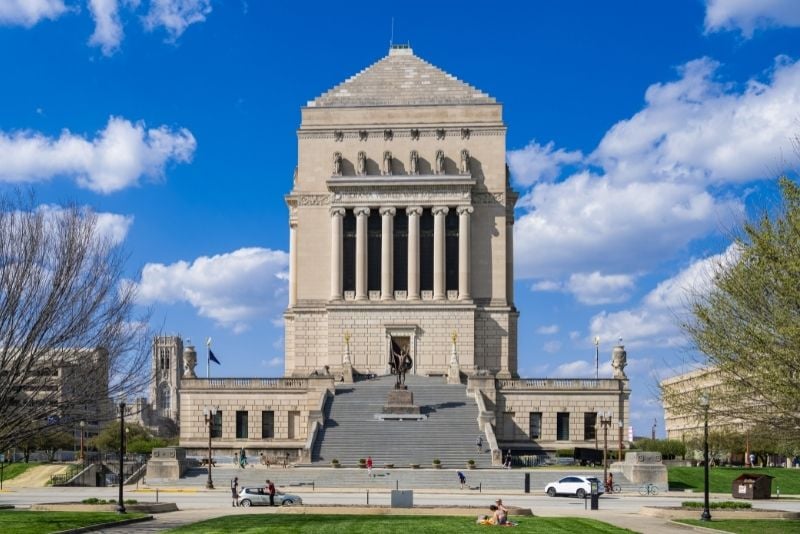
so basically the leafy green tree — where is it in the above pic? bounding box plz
[90,422,173,454]
[634,438,686,460]
[681,177,800,436]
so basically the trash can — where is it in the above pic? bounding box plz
[732,473,774,499]
[590,479,599,510]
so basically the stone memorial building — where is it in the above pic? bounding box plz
[159,46,631,466]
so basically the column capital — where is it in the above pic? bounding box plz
[432,206,450,216]
[457,205,474,216]
[406,206,423,217]
[354,207,371,217]
[379,206,396,217]
[330,207,346,217]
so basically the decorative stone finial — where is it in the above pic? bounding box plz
[183,344,197,379]
[611,344,627,379]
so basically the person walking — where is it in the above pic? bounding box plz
[458,470,467,490]
[476,435,483,452]
[267,479,276,506]
[366,456,373,477]
[231,477,239,507]
[240,448,247,468]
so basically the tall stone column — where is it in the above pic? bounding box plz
[379,207,395,301]
[457,206,473,301]
[354,207,370,301]
[406,206,422,301]
[432,206,449,301]
[329,207,345,301]
[289,220,297,307]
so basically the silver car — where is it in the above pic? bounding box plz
[238,487,302,506]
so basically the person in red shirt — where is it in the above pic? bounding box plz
[366,456,373,477]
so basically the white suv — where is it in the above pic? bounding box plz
[545,475,605,498]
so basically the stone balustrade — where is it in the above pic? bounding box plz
[180,378,310,390]
[497,378,622,390]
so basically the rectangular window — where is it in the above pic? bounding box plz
[235,411,248,439]
[584,412,597,441]
[529,412,542,439]
[211,411,222,438]
[261,411,274,439]
[556,412,570,441]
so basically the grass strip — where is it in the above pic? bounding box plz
[166,514,634,533]
[0,510,146,534]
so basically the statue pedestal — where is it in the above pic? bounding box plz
[340,362,354,383]
[447,362,461,384]
[383,388,421,414]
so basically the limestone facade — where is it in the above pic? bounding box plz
[285,46,518,379]
[167,46,632,461]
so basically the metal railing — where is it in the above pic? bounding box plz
[181,378,309,390]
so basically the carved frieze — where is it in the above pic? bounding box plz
[473,192,506,205]
[296,128,505,140]
[286,194,332,207]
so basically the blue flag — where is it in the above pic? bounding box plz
[209,349,221,365]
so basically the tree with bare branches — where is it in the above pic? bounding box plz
[0,193,149,455]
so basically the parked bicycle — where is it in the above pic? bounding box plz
[639,483,659,496]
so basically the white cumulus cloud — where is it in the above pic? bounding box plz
[144,0,211,41]
[705,0,800,37]
[35,204,133,245]
[507,140,583,187]
[88,0,129,55]
[589,243,740,348]
[566,272,636,305]
[0,116,196,194]
[515,56,800,289]
[137,247,289,333]
[0,0,66,27]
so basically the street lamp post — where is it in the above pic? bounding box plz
[699,393,711,521]
[203,406,217,490]
[117,400,126,514]
[599,411,612,487]
[79,421,86,465]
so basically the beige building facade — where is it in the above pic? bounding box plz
[169,47,631,461]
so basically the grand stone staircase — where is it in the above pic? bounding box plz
[310,374,491,469]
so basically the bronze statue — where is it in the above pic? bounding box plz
[389,341,412,388]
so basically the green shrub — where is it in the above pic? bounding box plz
[681,501,752,509]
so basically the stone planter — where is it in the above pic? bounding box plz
[331,461,340,468]
[433,463,441,469]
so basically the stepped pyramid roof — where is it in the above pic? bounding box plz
[307,45,496,108]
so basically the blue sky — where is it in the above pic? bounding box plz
[1,0,799,438]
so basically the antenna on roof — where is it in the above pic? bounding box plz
[390,17,394,48]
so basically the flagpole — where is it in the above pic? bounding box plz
[206,338,211,379]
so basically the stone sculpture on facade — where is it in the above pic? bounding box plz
[435,149,445,174]
[382,151,393,176]
[460,149,470,175]
[409,150,419,175]
[332,152,342,176]
[357,151,366,175]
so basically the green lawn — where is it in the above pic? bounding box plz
[0,510,146,534]
[0,462,41,483]
[677,519,800,533]
[167,514,633,533]
[669,467,800,494]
